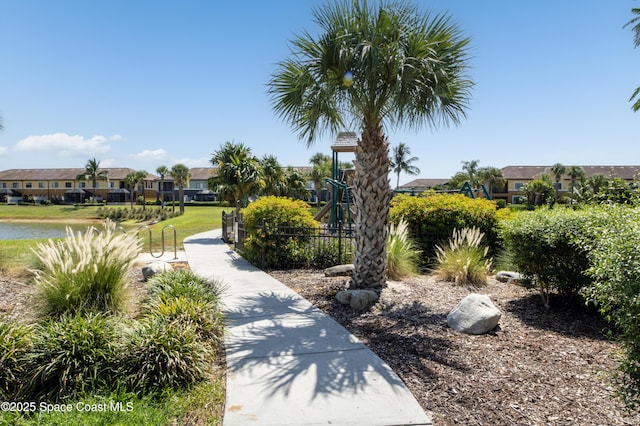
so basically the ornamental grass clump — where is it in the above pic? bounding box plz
[32,219,142,316]
[387,218,421,280]
[27,312,125,400]
[433,227,492,286]
[0,320,33,399]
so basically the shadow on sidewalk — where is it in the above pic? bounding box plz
[224,291,406,401]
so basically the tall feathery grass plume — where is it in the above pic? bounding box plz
[387,218,421,280]
[432,227,492,286]
[31,219,142,317]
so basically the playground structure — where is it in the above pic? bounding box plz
[314,132,358,228]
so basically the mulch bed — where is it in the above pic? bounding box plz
[268,270,640,425]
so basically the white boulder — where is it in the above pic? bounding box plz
[447,293,502,335]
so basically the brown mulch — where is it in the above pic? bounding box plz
[268,270,640,425]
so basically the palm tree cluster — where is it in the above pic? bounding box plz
[449,160,505,197]
[77,158,108,202]
[269,0,473,289]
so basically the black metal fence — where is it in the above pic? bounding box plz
[221,210,235,243]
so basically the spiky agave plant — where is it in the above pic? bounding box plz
[387,218,421,280]
[433,227,492,286]
[32,219,142,316]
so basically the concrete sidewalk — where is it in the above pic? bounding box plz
[183,229,431,426]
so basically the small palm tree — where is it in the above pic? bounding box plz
[461,160,480,189]
[477,166,504,198]
[390,143,420,190]
[548,163,566,203]
[77,158,108,202]
[269,1,473,289]
[259,155,285,196]
[156,165,169,207]
[211,142,262,215]
[170,164,191,214]
[310,153,331,206]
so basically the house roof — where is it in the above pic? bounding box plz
[501,165,640,180]
[399,178,450,189]
[0,168,160,181]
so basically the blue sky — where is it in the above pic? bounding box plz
[1,0,639,183]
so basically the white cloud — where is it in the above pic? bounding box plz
[109,134,123,141]
[131,149,169,160]
[0,146,7,155]
[172,156,210,167]
[15,133,111,157]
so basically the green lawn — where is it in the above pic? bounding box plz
[0,204,226,271]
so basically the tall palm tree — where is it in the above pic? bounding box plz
[124,170,147,209]
[156,165,169,207]
[77,158,108,202]
[390,143,420,189]
[625,8,640,111]
[567,165,585,204]
[309,153,331,206]
[269,0,472,289]
[548,163,566,203]
[170,164,191,214]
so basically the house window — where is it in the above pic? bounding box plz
[553,182,563,190]
[25,182,32,188]
[65,182,72,188]
[512,196,526,204]
[195,182,204,189]
[514,182,525,191]
[0,183,5,188]
[52,182,59,188]
[108,181,114,188]
[38,182,45,189]
[79,182,86,188]
[12,183,19,189]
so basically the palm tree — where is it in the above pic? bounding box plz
[476,166,504,198]
[123,170,147,209]
[211,142,262,215]
[259,155,285,196]
[269,1,472,289]
[461,160,480,189]
[169,164,191,215]
[625,9,640,111]
[156,165,169,207]
[390,143,420,190]
[567,165,585,204]
[284,167,310,199]
[77,158,108,202]
[548,163,566,203]
[309,153,331,206]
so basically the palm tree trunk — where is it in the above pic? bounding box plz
[351,125,391,289]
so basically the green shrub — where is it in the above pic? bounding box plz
[242,196,319,268]
[309,239,354,269]
[0,320,33,399]
[32,219,142,316]
[122,316,211,393]
[387,219,421,280]
[432,227,492,286]
[390,193,499,262]
[580,205,640,408]
[27,312,125,400]
[500,208,594,307]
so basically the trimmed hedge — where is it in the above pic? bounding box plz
[389,193,499,261]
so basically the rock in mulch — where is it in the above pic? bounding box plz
[141,261,174,281]
[335,289,378,311]
[495,271,522,283]
[447,293,502,335]
[324,264,355,277]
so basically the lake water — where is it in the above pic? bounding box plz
[0,221,98,240]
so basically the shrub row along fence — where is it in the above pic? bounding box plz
[222,211,447,270]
